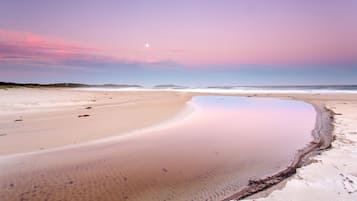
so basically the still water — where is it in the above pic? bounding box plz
[119,96,316,200]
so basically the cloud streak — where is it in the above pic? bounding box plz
[0,29,119,70]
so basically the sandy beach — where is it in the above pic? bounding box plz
[2,0,355,200]
[0,88,357,201]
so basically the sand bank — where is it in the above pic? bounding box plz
[0,88,192,155]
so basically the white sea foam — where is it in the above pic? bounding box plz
[72,87,357,94]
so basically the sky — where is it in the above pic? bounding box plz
[0,0,356,86]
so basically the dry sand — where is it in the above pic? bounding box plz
[0,89,357,201]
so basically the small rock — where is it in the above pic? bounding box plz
[78,114,90,118]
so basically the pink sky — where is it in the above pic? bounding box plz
[0,0,356,85]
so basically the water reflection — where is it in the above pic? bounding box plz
[113,96,316,200]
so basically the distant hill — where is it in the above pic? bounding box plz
[99,84,143,88]
[154,84,187,89]
[0,82,87,89]
[206,86,236,89]
[0,82,143,89]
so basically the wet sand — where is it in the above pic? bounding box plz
[0,89,356,201]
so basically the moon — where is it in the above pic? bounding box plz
[145,43,150,48]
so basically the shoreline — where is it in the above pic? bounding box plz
[222,101,334,200]
[2,91,313,201]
